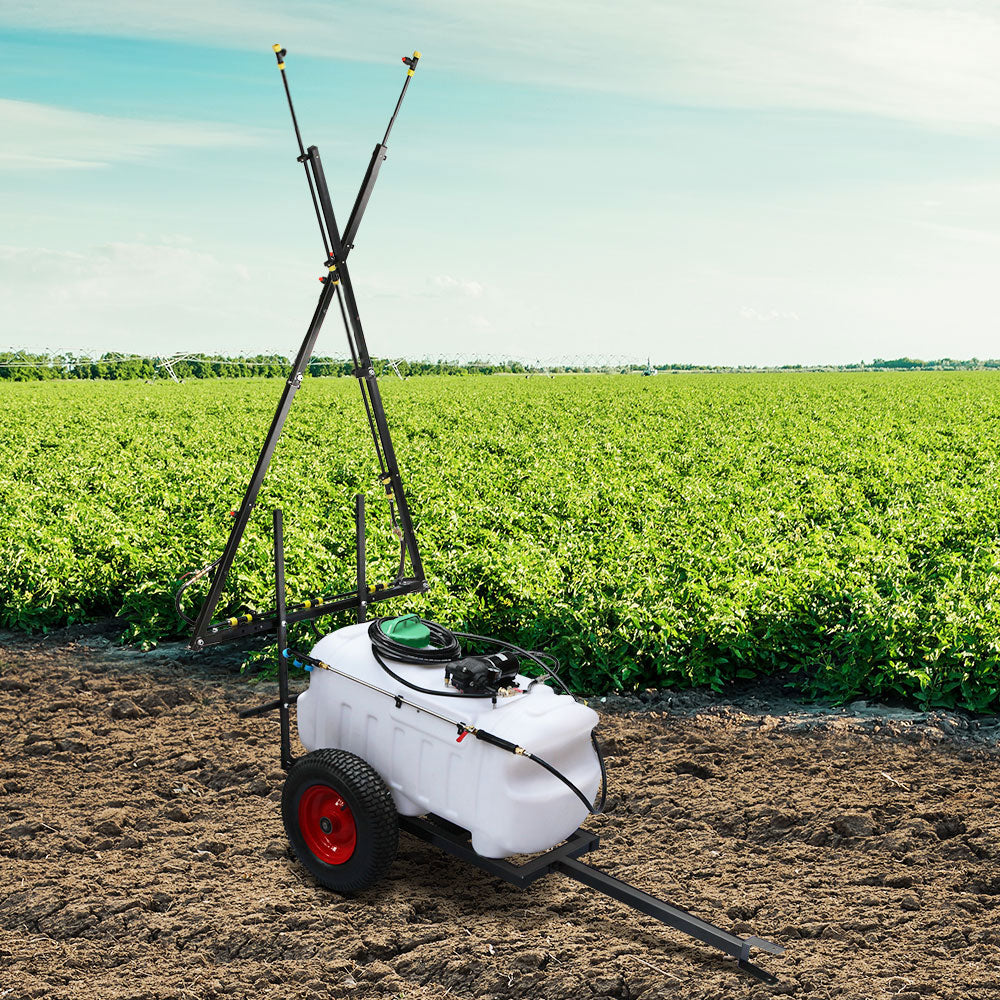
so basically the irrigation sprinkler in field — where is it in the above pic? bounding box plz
[175,44,784,984]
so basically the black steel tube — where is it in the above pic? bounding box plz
[306,146,344,260]
[198,577,425,647]
[382,72,413,145]
[238,693,299,719]
[274,509,294,770]
[278,62,307,158]
[355,493,367,623]
[552,857,782,982]
[188,280,337,648]
[343,61,414,253]
[342,143,386,251]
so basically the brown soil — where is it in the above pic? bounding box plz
[2,629,998,1000]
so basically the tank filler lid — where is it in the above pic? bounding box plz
[379,614,431,648]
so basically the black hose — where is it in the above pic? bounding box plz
[473,727,605,815]
[591,730,607,813]
[174,558,239,626]
[524,749,600,815]
[367,617,462,663]
[371,646,490,700]
[366,615,607,814]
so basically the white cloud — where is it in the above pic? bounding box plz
[740,307,800,322]
[0,242,287,353]
[0,242,496,359]
[431,275,483,297]
[0,98,263,170]
[5,1,1000,128]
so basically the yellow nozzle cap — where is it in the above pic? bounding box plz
[413,50,421,58]
[272,43,282,52]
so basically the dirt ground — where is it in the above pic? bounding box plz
[2,626,999,1000]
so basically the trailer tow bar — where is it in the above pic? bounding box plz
[399,814,783,983]
[553,856,784,982]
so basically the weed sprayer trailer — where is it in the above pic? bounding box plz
[177,45,784,984]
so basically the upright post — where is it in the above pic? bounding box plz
[355,494,367,623]
[273,509,294,770]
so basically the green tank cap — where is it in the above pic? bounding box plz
[380,614,431,648]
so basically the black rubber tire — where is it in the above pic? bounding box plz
[282,748,398,892]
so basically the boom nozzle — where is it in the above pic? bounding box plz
[273,43,287,70]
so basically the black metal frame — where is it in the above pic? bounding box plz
[227,46,784,985]
[187,48,426,651]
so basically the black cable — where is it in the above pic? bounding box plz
[454,631,573,697]
[335,285,360,369]
[334,286,408,571]
[174,558,238,626]
[394,525,407,583]
[360,381,388,474]
[371,646,491,700]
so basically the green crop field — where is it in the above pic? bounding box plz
[2,372,999,711]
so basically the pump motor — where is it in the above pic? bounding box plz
[445,651,520,694]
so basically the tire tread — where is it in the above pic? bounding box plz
[282,747,398,892]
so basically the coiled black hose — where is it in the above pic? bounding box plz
[367,617,570,695]
[367,617,461,663]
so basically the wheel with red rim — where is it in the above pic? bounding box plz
[297,784,357,864]
[282,748,398,892]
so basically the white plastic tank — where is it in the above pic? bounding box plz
[295,621,601,858]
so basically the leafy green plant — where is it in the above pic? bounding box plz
[1,372,999,711]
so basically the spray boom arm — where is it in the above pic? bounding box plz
[185,45,427,650]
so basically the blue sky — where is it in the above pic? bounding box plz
[3,1,1000,366]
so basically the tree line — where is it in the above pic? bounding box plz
[2,351,999,381]
[0,353,535,381]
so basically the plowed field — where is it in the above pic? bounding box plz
[2,628,998,1000]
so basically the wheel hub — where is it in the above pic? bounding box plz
[298,784,357,865]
